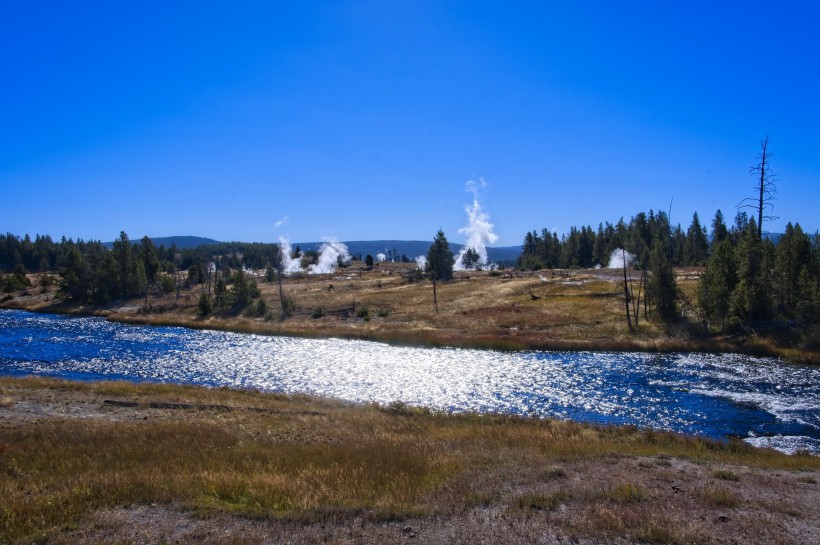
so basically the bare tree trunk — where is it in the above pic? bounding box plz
[278,265,285,319]
[622,249,633,332]
[633,269,643,328]
[643,271,649,319]
[432,275,438,312]
[757,136,768,240]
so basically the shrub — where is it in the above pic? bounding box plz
[713,470,740,482]
[513,490,572,512]
[312,307,325,319]
[606,483,647,503]
[280,296,296,319]
[159,274,175,294]
[699,485,740,508]
[250,298,267,318]
[357,306,370,321]
[197,293,214,317]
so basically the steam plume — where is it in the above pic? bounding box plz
[376,252,387,262]
[454,177,498,270]
[607,248,635,269]
[415,255,427,270]
[278,237,304,275]
[278,237,351,275]
[308,239,351,274]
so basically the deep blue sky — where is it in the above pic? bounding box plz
[2,1,818,246]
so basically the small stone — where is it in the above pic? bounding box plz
[716,515,729,523]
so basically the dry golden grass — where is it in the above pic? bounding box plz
[1,377,818,544]
[6,265,819,362]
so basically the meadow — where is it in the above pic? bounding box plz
[1,376,818,544]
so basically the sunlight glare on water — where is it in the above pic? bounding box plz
[1,309,818,455]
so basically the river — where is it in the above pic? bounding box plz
[1,309,818,454]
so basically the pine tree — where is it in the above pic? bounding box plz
[426,230,455,281]
[427,229,454,310]
[710,210,728,250]
[731,219,772,323]
[698,239,737,330]
[648,237,678,323]
[774,223,811,314]
[684,212,709,265]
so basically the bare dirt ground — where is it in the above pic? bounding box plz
[2,380,818,545]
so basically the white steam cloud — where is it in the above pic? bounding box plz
[308,239,351,274]
[376,252,387,262]
[274,215,291,228]
[608,248,635,269]
[278,237,350,275]
[415,255,427,270]
[454,177,498,271]
[278,237,305,275]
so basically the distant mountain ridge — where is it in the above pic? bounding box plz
[294,240,521,264]
[105,237,522,263]
[104,236,220,249]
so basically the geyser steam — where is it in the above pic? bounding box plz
[454,178,498,270]
[308,239,351,274]
[608,248,635,269]
[278,237,351,275]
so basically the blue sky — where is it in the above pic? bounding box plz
[2,1,818,246]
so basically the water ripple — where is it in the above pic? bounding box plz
[1,309,818,455]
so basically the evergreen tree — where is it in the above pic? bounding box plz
[648,236,678,323]
[427,229,455,281]
[731,219,772,323]
[462,248,480,269]
[197,293,214,316]
[698,239,737,330]
[111,231,144,298]
[774,223,811,314]
[139,236,160,284]
[710,209,728,250]
[684,212,708,265]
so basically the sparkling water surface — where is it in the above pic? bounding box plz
[1,309,818,455]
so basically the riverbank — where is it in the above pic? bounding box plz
[4,265,819,364]
[1,376,818,544]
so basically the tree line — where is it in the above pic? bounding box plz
[516,209,820,330]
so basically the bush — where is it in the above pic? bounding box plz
[159,274,175,294]
[280,296,296,319]
[377,308,390,317]
[357,306,370,321]
[248,298,267,318]
[312,307,325,319]
[197,293,214,317]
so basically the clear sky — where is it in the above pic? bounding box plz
[2,1,818,246]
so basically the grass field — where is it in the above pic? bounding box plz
[5,263,817,363]
[1,377,818,544]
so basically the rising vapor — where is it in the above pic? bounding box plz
[454,177,498,270]
[278,237,351,275]
[308,239,351,274]
[607,248,635,269]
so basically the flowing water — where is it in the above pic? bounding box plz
[1,309,818,454]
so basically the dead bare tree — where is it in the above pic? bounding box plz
[739,135,778,240]
[622,248,634,333]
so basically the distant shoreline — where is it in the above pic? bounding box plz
[4,299,817,366]
[3,265,818,365]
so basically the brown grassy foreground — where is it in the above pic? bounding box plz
[5,264,819,363]
[1,377,818,544]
